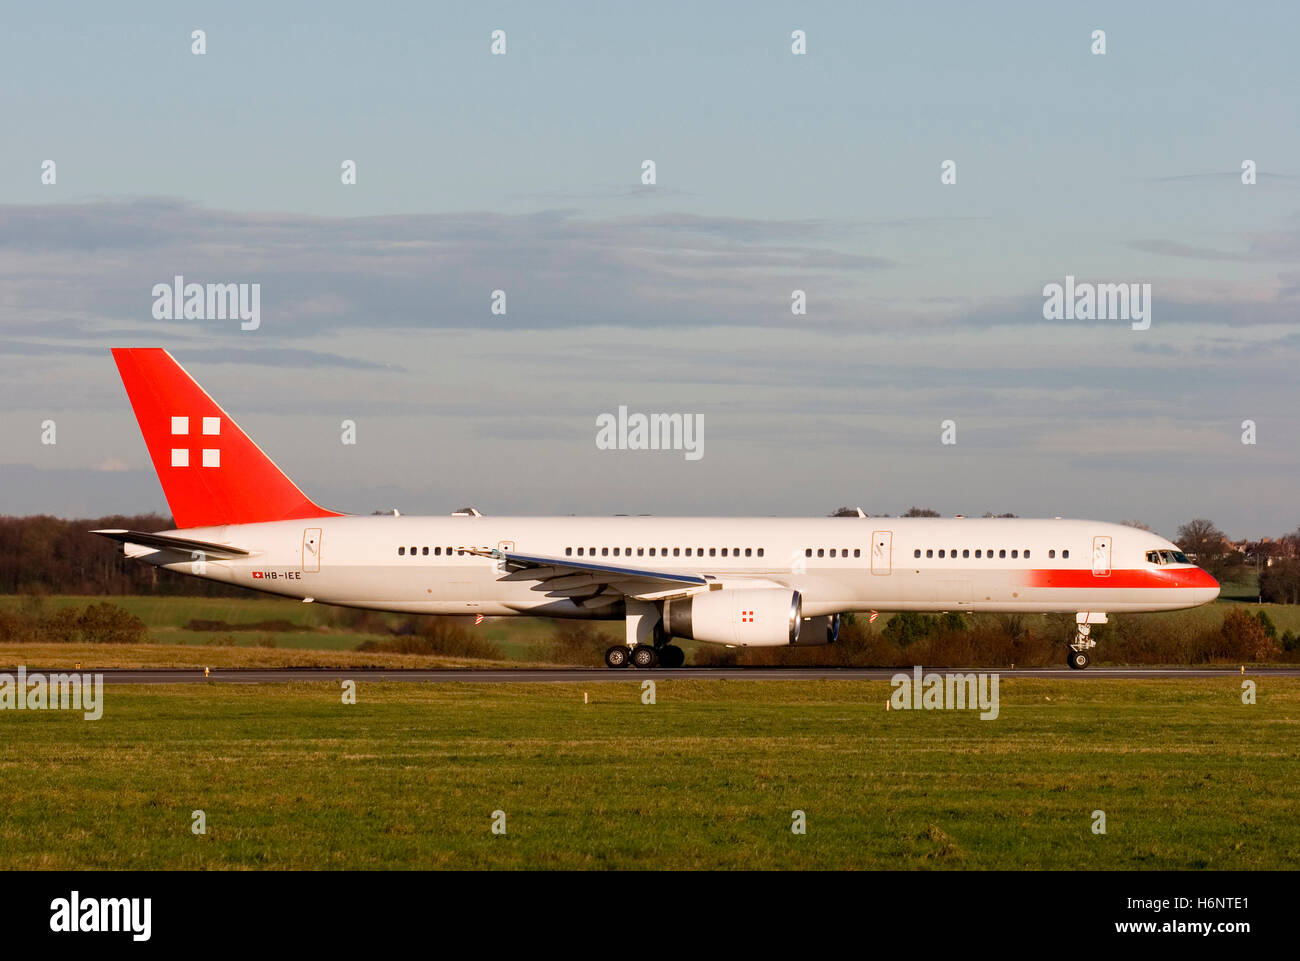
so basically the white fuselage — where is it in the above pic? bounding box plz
[133,515,1220,620]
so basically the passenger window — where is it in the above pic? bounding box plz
[975,550,981,558]
[577,547,584,556]
[914,549,921,558]
[804,548,811,557]
[758,548,764,557]
[1049,549,1055,558]
[830,549,837,558]
[938,550,945,558]
[817,549,825,557]
[436,547,442,555]
[722,549,728,557]
[613,548,620,556]
[684,548,691,556]
[398,546,405,555]
[1024,550,1030,559]
[1063,549,1070,559]
[637,548,644,556]
[422,547,429,555]
[673,548,680,557]
[710,548,717,557]
[745,548,752,557]
[926,549,933,558]
[963,549,970,558]
[999,550,1006,558]
[853,549,860,558]
[1011,550,1018,559]
[410,546,417,555]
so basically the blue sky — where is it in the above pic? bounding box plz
[1,2,1298,539]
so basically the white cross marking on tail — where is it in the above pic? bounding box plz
[171,416,221,468]
[741,610,754,623]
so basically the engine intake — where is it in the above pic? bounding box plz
[663,589,802,647]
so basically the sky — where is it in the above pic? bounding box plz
[1,1,1298,540]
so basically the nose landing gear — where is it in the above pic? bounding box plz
[1068,613,1104,669]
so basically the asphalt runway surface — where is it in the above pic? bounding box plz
[75,667,1300,684]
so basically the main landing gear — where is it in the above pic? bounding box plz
[604,643,685,669]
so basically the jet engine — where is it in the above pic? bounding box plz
[662,589,801,646]
[796,613,840,646]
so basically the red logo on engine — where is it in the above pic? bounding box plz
[741,610,753,622]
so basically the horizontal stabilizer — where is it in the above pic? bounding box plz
[91,529,251,558]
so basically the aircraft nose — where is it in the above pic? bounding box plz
[1191,567,1219,604]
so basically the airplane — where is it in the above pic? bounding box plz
[94,348,1221,670]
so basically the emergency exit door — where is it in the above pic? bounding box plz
[871,531,893,575]
[1092,535,1111,577]
[302,528,321,573]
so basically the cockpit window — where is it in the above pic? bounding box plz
[1147,549,1191,565]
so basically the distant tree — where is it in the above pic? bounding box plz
[903,507,941,517]
[1218,608,1280,662]
[982,512,1018,518]
[882,611,936,646]
[829,507,863,517]
[1120,520,1151,531]
[1260,560,1300,605]
[1176,519,1233,579]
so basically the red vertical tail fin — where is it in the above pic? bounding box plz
[111,348,343,529]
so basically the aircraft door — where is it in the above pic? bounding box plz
[496,540,515,575]
[302,528,322,573]
[1092,535,1111,577]
[871,530,892,575]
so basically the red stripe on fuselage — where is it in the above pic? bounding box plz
[1026,567,1218,590]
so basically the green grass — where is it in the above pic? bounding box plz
[1,678,1296,869]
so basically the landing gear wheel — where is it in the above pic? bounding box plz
[631,645,658,669]
[1067,649,1091,670]
[605,645,631,669]
[658,645,685,668]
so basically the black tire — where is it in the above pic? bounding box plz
[659,645,685,668]
[631,645,658,669]
[1067,649,1090,670]
[605,645,631,669]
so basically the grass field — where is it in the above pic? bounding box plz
[0,678,1295,869]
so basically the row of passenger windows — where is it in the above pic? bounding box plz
[913,548,1072,560]
[804,548,862,558]
[565,546,764,558]
[398,546,466,556]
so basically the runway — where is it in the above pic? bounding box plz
[77,667,1300,684]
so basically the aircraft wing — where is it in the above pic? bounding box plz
[464,546,719,608]
[91,529,252,558]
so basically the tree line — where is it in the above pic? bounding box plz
[0,514,246,596]
[1,511,1298,604]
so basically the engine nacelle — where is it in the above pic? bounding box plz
[796,613,840,646]
[663,589,802,647]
